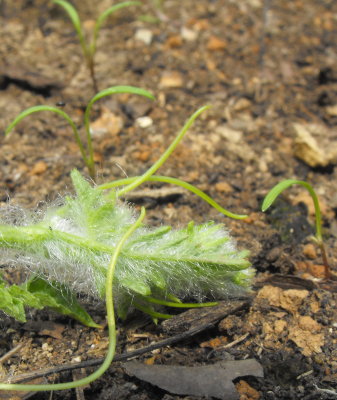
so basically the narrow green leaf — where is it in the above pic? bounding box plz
[262,179,324,245]
[262,179,301,212]
[142,296,218,308]
[52,0,89,60]
[117,105,210,197]
[133,301,172,320]
[98,175,248,219]
[85,86,154,126]
[5,106,88,165]
[92,2,142,54]
[6,106,69,136]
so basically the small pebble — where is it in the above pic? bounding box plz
[215,182,233,193]
[181,27,198,41]
[160,72,183,88]
[135,29,153,45]
[207,35,227,51]
[303,243,317,259]
[136,116,153,129]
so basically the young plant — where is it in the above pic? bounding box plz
[53,0,142,91]
[262,180,330,280]
[0,94,253,392]
[5,86,153,181]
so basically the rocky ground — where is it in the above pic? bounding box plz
[0,0,337,399]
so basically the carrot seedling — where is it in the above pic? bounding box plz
[53,0,142,91]
[262,179,331,280]
[5,86,154,181]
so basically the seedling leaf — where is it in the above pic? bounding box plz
[116,106,211,196]
[92,2,142,54]
[262,179,330,279]
[26,277,101,328]
[262,179,300,212]
[52,0,89,60]
[5,105,88,166]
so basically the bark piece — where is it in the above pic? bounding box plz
[123,359,264,400]
[162,299,252,335]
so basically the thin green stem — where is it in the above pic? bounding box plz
[0,208,146,391]
[299,182,322,242]
[262,179,330,280]
[289,182,331,279]
[116,106,210,197]
[142,296,218,308]
[133,301,172,319]
[97,175,247,219]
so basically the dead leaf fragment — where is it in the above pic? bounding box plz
[123,359,263,400]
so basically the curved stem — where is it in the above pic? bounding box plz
[5,106,89,167]
[0,208,146,392]
[97,175,247,219]
[296,182,322,242]
[116,106,210,197]
[132,301,172,320]
[142,296,218,308]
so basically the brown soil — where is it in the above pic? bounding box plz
[1,1,337,399]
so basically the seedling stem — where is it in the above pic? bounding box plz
[262,179,330,280]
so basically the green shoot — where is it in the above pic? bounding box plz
[98,175,247,219]
[262,179,330,280]
[116,106,208,196]
[5,86,154,181]
[53,0,142,91]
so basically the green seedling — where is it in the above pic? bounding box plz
[0,91,253,392]
[53,0,142,91]
[139,0,165,23]
[5,86,154,181]
[262,180,330,280]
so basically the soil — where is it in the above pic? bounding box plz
[1,0,337,399]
